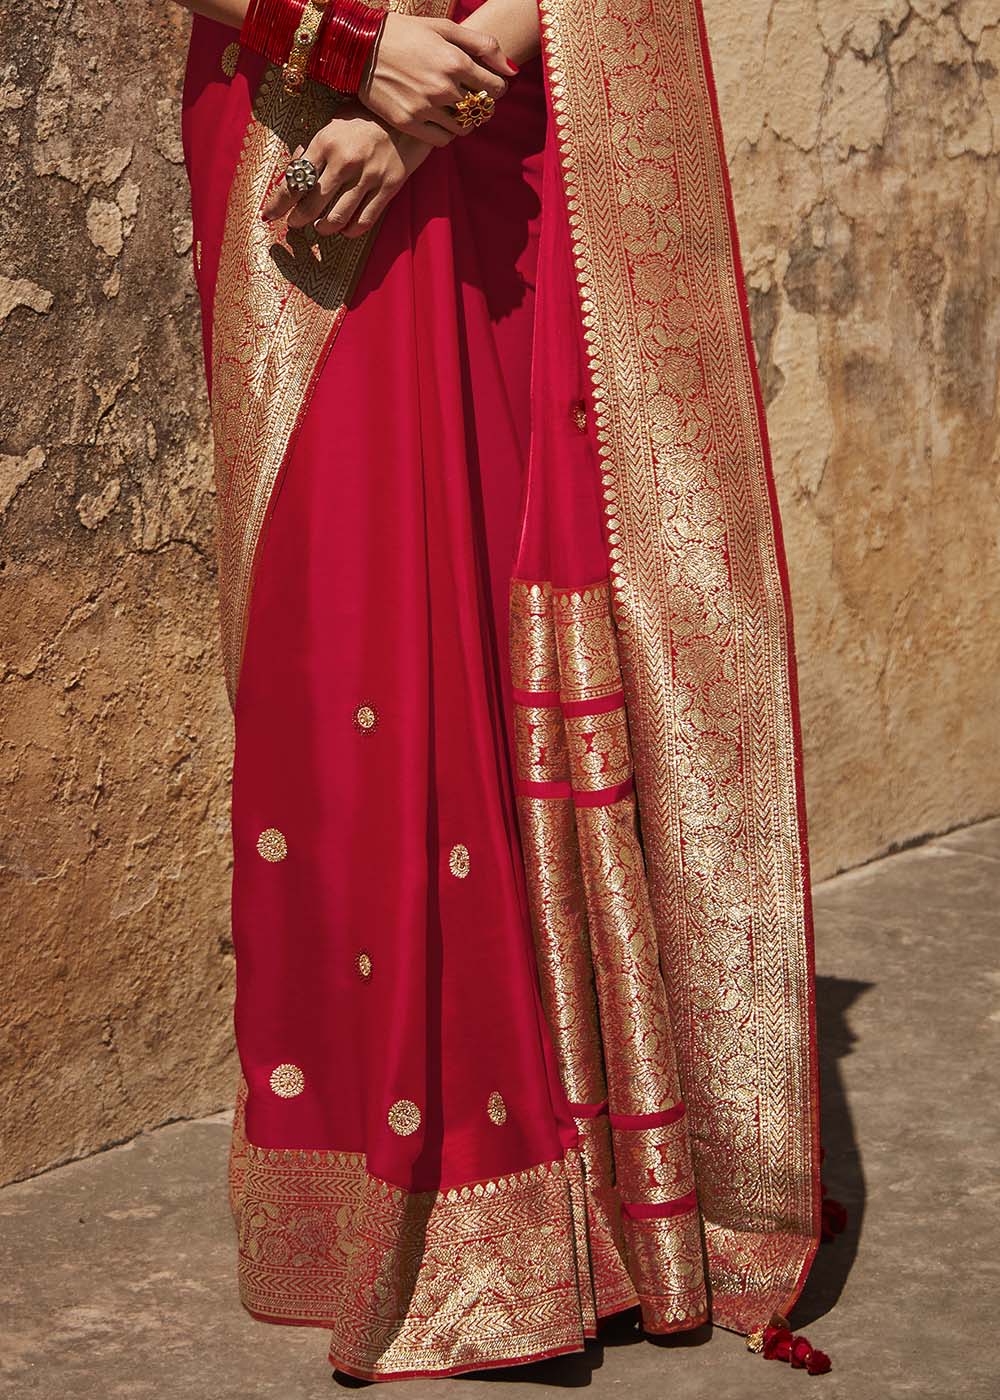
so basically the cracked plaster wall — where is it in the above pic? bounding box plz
[1,2,234,1186]
[1,2,997,1182]
[705,0,1000,874]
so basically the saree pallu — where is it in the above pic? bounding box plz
[182,0,821,1380]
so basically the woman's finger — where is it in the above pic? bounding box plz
[458,59,508,101]
[341,186,387,239]
[417,122,456,149]
[428,107,466,139]
[446,23,516,81]
[313,179,369,238]
[263,141,336,224]
[287,165,353,229]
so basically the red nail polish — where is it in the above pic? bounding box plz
[509,60,520,73]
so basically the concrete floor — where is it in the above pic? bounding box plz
[2,819,998,1400]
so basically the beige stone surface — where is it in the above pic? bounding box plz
[0,2,236,1187]
[704,0,1000,872]
[1,2,996,1183]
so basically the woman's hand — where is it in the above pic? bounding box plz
[262,104,431,238]
[360,13,515,145]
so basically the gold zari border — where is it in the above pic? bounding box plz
[228,1084,599,1378]
[537,0,820,1330]
[210,1,453,708]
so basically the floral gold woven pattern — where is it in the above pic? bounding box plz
[510,577,707,1334]
[228,1085,598,1379]
[537,0,820,1331]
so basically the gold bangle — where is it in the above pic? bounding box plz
[282,0,329,96]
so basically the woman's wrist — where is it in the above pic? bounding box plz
[239,0,387,100]
[310,0,386,98]
[457,0,540,67]
[240,0,306,66]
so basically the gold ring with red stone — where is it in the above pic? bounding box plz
[452,89,496,131]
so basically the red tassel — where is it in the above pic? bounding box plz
[748,1315,832,1376]
[822,1191,848,1240]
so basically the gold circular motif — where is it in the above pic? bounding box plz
[356,950,372,980]
[269,1063,304,1098]
[388,1098,421,1136]
[221,42,239,78]
[487,1090,507,1125]
[353,702,378,733]
[256,827,287,862]
[448,843,470,879]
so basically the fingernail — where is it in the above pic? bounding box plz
[509,60,519,73]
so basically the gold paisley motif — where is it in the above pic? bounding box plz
[448,843,470,879]
[487,1090,507,1125]
[220,41,239,78]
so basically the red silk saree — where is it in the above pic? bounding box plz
[182,0,821,1380]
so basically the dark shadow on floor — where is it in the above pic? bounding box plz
[793,974,873,1327]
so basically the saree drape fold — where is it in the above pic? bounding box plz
[183,0,820,1380]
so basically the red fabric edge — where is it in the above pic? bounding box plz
[326,1339,588,1383]
[610,1101,687,1130]
[691,0,824,1313]
[622,1190,699,1221]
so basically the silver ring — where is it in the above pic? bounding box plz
[284,156,319,194]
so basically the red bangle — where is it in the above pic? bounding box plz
[310,0,386,96]
[240,0,307,66]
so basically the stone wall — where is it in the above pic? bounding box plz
[1,1,997,1183]
[0,2,235,1186]
[704,0,1000,871]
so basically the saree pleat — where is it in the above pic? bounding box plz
[182,0,821,1379]
[509,581,707,1332]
